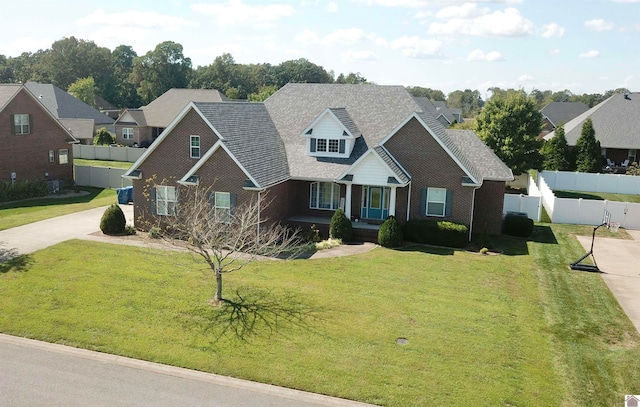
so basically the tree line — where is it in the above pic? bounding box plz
[0,36,630,114]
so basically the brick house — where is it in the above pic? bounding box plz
[114,88,228,147]
[124,84,512,240]
[0,84,77,187]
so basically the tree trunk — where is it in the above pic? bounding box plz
[214,271,223,302]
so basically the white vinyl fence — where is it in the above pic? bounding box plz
[73,145,145,163]
[503,194,541,221]
[74,166,132,189]
[536,170,640,229]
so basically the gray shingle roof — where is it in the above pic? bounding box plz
[0,85,21,110]
[24,82,114,125]
[546,93,640,149]
[445,130,513,181]
[116,109,147,127]
[142,89,228,128]
[193,102,289,187]
[264,83,425,180]
[329,108,360,136]
[59,118,95,141]
[540,101,589,128]
[374,146,410,184]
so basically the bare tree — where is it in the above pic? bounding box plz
[149,185,301,303]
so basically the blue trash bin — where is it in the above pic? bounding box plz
[116,188,128,204]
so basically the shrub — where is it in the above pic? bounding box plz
[303,224,322,243]
[503,214,534,237]
[0,180,48,203]
[329,208,352,242]
[125,224,137,235]
[402,219,468,248]
[378,216,403,248]
[94,127,115,146]
[100,204,126,235]
[149,226,162,239]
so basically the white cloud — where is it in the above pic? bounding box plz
[345,50,379,61]
[467,49,504,61]
[540,23,565,38]
[435,3,489,19]
[295,29,320,45]
[389,36,444,58]
[579,50,600,58]
[0,36,52,56]
[585,19,615,31]
[353,0,522,7]
[192,0,294,27]
[295,28,376,46]
[76,8,197,31]
[518,74,534,82]
[428,8,534,37]
[549,48,560,55]
[326,1,339,12]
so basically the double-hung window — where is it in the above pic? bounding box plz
[214,192,231,221]
[122,128,134,140]
[310,182,340,210]
[426,188,447,217]
[156,185,176,216]
[14,114,30,134]
[190,135,200,158]
[58,149,69,165]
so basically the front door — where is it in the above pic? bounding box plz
[361,186,389,220]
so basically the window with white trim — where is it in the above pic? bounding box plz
[122,128,134,140]
[156,185,176,216]
[628,149,637,163]
[58,149,69,165]
[214,191,231,220]
[310,182,340,210]
[14,114,30,135]
[426,187,446,217]
[190,135,200,158]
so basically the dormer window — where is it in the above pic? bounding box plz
[302,108,360,158]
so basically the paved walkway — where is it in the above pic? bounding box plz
[576,230,640,333]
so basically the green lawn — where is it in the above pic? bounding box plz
[74,159,133,170]
[555,189,640,203]
[1,226,639,406]
[0,187,116,231]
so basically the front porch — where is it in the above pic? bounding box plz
[288,215,381,242]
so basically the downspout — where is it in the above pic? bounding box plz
[257,190,261,241]
[406,181,412,222]
[468,185,481,242]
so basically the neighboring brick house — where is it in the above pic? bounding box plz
[23,82,115,145]
[114,88,228,147]
[124,84,512,240]
[544,93,640,167]
[0,84,77,187]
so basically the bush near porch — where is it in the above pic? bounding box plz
[402,219,469,248]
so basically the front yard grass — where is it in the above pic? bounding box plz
[2,225,639,406]
[0,187,116,231]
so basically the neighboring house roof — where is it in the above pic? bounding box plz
[116,109,147,127]
[59,118,95,141]
[0,83,78,143]
[140,88,229,128]
[540,101,589,128]
[545,93,640,149]
[446,130,513,181]
[23,82,114,125]
[432,100,457,124]
[94,94,118,111]
[413,97,455,125]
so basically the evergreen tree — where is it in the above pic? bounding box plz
[542,125,570,170]
[575,118,601,173]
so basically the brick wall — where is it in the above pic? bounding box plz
[384,117,474,227]
[473,180,506,235]
[0,89,73,184]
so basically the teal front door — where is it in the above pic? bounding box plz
[361,186,389,220]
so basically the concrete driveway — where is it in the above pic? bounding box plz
[576,230,640,333]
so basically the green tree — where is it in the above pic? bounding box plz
[542,125,570,170]
[274,58,333,87]
[475,91,543,175]
[130,41,192,104]
[68,76,97,107]
[248,85,278,102]
[406,86,446,100]
[446,89,484,117]
[94,127,115,145]
[575,118,601,173]
[111,45,141,108]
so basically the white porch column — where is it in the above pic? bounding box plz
[345,183,352,218]
[389,186,397,217]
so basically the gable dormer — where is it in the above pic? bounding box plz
[301,108,360,158]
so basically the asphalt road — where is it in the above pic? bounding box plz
[0,334,374,407]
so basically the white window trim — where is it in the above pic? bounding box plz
[58,149,69,165]
[426,187,446,217]
[309,182,340,210]
[308,137,348,158]
[122,128,134,140]
[156,185,176,216]
[214,191,231,221]
[14,114,30,135]
[190,135,200,158]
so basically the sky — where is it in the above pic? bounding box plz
[1,0,639,98]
